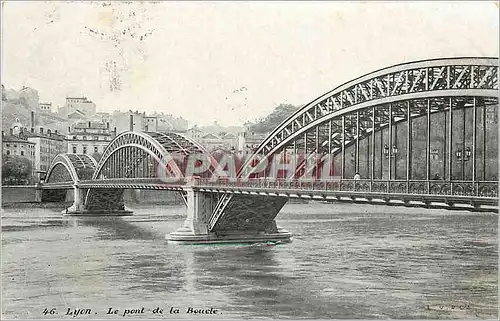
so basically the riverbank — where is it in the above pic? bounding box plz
[2,202,71,209]
[1,199,184,210]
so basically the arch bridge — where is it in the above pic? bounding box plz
[41,154,97,202]
[41,57,498,244]
[42,131,219,211]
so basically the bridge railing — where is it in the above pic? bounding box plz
[78,178,185,185]
[197,178,498,198]
[40,177,498,198]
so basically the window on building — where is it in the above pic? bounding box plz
[14,144,17,148]
[6,150,10,155]
[94,146,98,153]
[73,136,77,140]
[94,136,99,140]
[83,146,87,154]
[13,150,17,155]
[73,146,77,153]
[83,136,87,140]
[6,144,9,147]
[21,151,24,156]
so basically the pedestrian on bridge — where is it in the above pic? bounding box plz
[354,172,361,180]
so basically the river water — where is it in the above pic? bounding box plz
[1,203,498,319]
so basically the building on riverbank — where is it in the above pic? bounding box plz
[26,127,67,181]
[66,121,115,159]
[1,130,36,174]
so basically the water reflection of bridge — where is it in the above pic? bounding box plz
[40,57,498,243]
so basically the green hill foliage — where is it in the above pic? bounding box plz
[249,104,300,134]
[2,155,33,185]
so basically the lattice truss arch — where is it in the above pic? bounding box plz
[85,131,216,210]
[45,153,98,183]
[289,97,497,157]
[92,131,218,180]
[244,57,498,166]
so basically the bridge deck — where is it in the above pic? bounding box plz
[41,178,497,208]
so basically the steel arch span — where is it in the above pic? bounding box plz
[85,131,217,211]
[42,154,97,201]
[45,153,98,183]
[92,131,217,180]
[238,57,498,177]
[210,57,499,234]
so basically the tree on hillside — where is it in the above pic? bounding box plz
[2,155,33,185]
[249,104,300,133]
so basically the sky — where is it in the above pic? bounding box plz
[2,1,499,126]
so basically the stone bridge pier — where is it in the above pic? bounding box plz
[64,183,133,216]
[167,187,292,244]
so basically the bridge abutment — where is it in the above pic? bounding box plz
[34,184,42,202]
[64,185,87,213]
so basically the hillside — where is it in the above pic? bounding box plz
[249,104,300,134]
[1,85,70,134]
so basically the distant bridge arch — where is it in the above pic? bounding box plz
[91,131,218,180]
[42,154,97,202]
[85,131,217,211]
[45,153,97,184]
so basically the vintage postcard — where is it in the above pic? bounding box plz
[1,1,498,320]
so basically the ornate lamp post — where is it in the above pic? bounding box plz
[383,144,399,158]
[383,144,389,158]
[384,144,399,179]
[455,147,471,180]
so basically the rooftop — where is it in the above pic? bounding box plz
[1,134,35,144]
[202,133,220,139]
[26,130,66,141]
[66,97,93,103]
[72,121,108,129]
